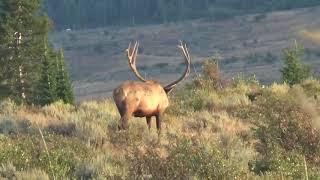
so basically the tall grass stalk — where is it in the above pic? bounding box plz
[37,124,56,180]
[304,156,309,180]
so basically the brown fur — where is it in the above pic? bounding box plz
[113,41,191,133]
[113,81,168,130]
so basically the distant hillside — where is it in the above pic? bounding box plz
[51,6,320,101]
[45,0,320,30]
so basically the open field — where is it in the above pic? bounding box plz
[1,65,320,178]
[51,6,320,102]
[3,2,320,179]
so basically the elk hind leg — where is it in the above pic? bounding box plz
[155,114,162,135]
[146,116,152,130]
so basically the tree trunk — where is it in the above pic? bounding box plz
[15,32,26,100]
[19,65,26,99]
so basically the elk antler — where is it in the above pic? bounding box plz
[164,41,191,93]
[127,41,147,82]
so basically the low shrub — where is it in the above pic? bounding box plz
[128,137,246,179]
[0,162,50,180]
[0,99,18,116]
[1,58,320,179]
[0,134,90,179]
[300,78,320,99]
[244,85,320,177]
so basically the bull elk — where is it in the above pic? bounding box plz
[113,41,191,133]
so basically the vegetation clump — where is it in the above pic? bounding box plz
[1,0,320,179]
[0,65,320,178]
[281,42,312,86]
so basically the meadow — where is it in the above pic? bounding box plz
[0,60,320,179]
[50,6,320,101]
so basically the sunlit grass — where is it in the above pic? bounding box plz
[0,76,320,178]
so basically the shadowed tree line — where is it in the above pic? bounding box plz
[44,0,320,30]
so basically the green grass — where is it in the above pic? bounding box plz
[0,65,320,179]
[0,85,9,101]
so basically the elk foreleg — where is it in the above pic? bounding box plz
[118,113,131,130]
[146,116,152,130]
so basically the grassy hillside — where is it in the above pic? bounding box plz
[51,6,320,102]
[0,61,320,179]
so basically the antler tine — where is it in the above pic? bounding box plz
[182,41,191,61]
[178,41,191,63]
[127,42,132,54]
[126,41,147,82]
[164,41,191,93]
[132,41,139,64]
[127,42,132,64]
[183,42,191,62]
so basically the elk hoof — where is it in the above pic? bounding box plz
[118,125,122,131]
[118,124,128,131]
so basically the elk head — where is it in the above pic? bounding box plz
[113,41,191,133]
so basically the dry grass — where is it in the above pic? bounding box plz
[1,77,320,178]
[0,163,50,180]
[293,85,320,130]
[269,82,290,95]
[50,6,320,101]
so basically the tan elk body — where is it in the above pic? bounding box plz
[113,41,191,132]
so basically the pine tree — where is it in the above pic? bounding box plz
[281,42,312,86]
[0,0,54,104]
[36,41,57,106]
[56,49,74,104]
